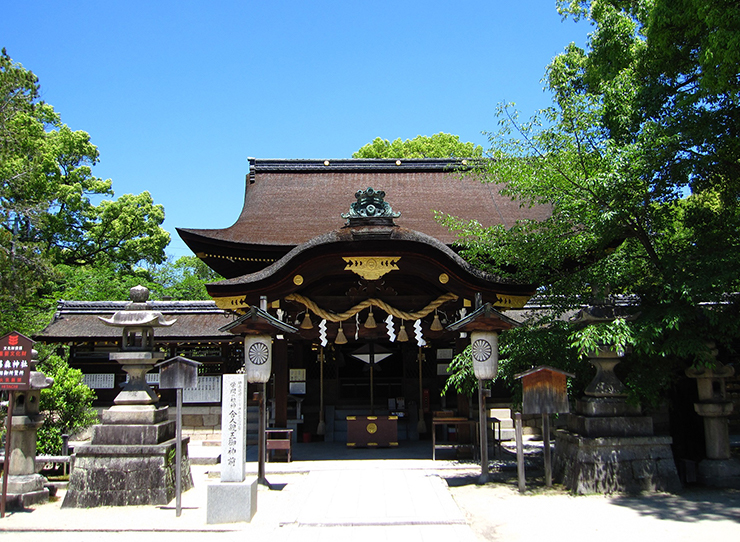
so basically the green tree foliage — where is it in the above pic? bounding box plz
[35,346,98,454]
[149,255,223,300]
[443,322,592,403]
[52,263,157,302]
[50,256,222,303]
[353,133,484,159]
[0,49,170,333]
[443,1,740,404]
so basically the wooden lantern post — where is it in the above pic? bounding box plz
[471,330,498,484]
[445,303,520,485]
[245,334,272,486]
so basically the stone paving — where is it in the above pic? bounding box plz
[1,441,740,542]
[0,465,479,542]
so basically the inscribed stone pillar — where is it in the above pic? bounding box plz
[221,373,248,482]
[207,372,257,524]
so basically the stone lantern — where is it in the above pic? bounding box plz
[63,286,193,508]
[99,284,175,409]
[3,349,54,509]
[686,347,740,488]
[554,305,680,494]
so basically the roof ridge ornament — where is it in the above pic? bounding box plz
[342,187,401,225]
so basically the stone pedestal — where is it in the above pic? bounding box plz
[1,474,49,509]
[207,478,258,524]
[567,398,654,438]
[62,405,194,507]
[555,431,680,494]
[554,348,680,494]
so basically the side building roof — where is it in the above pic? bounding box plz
[35,300,241,343]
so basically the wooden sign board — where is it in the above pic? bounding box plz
[515,365,574,415]
[157,356,201,390]
[0,331,34,391]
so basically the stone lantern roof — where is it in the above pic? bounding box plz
[98,285,177,329]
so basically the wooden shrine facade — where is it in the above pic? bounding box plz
[176,159,546,440]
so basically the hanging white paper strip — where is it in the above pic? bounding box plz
[385,314,396,342]
[414,319,426,347]
[319,319,328,347]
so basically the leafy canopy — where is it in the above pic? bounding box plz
[35,346,98,454]
[0,49,170,333]
[443,0,740,404]
[353,133,484,159]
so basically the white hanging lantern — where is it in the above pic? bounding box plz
[470,330,498,380]
[245,335,272,383]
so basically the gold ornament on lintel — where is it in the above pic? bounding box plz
[343,256,400,280]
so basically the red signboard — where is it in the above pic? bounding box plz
[0,331,34,390]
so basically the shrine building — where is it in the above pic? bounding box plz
[174,158,549,443]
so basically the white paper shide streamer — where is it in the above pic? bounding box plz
[319,319,328,347]
[385,314,396,342]
[413,319,426,347]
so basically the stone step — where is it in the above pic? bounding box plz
[488,407,512,419]
[490,418,514,429]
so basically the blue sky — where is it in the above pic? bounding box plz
[2,1,589,259]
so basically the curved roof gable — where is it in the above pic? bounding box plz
[178,159,550,278]
[206,223,535,314]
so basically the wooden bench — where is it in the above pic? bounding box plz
[265,428,293,462]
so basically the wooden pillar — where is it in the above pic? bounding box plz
[515,412,525,492]
[543,413,552,487]
[274,338,289,428]
[258,383,267,486]
[478,381,489,484]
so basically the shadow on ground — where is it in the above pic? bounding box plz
[607,488,740,524]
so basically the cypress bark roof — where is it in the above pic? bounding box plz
[177,158,551,277]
